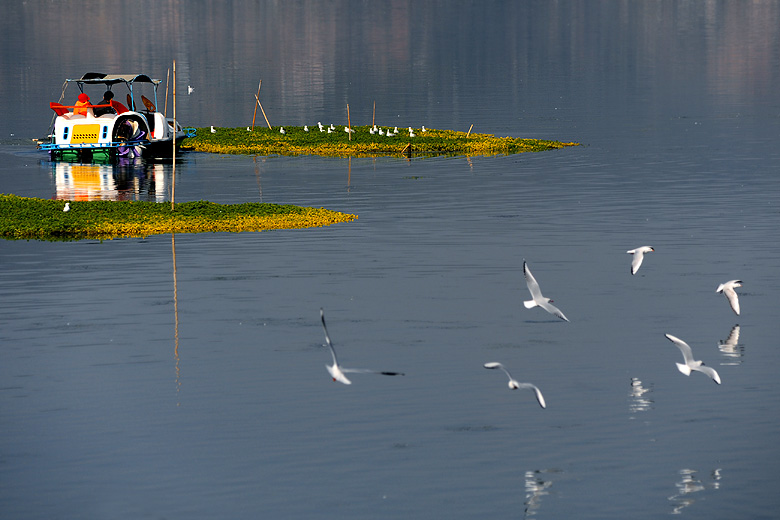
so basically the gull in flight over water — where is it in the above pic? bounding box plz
[319,309,404,385]
[523,260,569,322]
[627,246,654,275]
[664,334,721,384]
[716,280,742,316]
[483,362,546,408]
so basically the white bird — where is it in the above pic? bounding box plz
[370,127,375,135]
[327,127,333,134]
[393,126,398,134]
[664,334,722,384]
[626,246,654,275]
[344,126,354,134]
[304,125,309,132]
[318,122,324,132]
[716,280,742,316]
[483,362,546,408]
[378,129,384,136]
[409,131,416,138]
[210,126,216,133]
[523,260,569,322]
[63,202,70,212]
[246,127,251,131]
[421,125,427,132]
[187,86,194,94]
[280,127,285,134]
[319,309,404,385]
[329,124,335,131]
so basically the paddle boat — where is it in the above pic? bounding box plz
[39,72,194,161]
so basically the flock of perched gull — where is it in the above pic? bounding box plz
[317,247,744,408]
[209,123,428,138]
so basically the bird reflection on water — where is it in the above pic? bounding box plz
[718,324,744,366]
[629,377,654,415]
[523,469,559,518]
[668,468,722,515]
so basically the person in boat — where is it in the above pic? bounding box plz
[93,90,130,116]
[93,90,117,117]
[73,93,92,116]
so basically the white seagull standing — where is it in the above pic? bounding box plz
[626,246,654,275]
[523,260,569,322]
[210,126,216,133]
[664,334,721,384]
[483,362,546,408]
[319,309,404,385]
[63,202,70,212]
[716,280,742,316]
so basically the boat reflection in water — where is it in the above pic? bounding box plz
[50,159,169,202]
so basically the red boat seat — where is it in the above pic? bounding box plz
[50,102,70,116]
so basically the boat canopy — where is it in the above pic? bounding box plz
[68,73,161,86]
[63,73,162,113]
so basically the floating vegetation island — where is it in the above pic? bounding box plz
[181,126,578,157]
[0,194,357,241]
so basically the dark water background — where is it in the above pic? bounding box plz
[1,2,779,519]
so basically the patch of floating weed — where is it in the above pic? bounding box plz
[0,194,357,241]
[181,126,578,157]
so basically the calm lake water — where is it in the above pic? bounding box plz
[2,2,780,519]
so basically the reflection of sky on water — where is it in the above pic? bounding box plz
[629,377,654,415]
[668,468,722,515]
[718,324,743,366]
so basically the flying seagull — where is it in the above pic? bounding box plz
[319,309,404,385]
[664,334,721,384]
[483,362,546,408]
[523,260,569,322]
[627,246,654,275]
[716,280,742,316]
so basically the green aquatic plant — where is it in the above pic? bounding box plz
[181,126,578,157]
[0,194,357,241]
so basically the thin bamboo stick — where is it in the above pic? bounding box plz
[254,93,272,129]
[372,101,376,127]
[347,104,352,141]
[171,59,176,211]
[164,68,170,117]
[251,81,261,130]
[467,124,474,137]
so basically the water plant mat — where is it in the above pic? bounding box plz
[0,194,357,241]
[181,126,578,157]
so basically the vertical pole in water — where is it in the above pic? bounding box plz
[171,59,176,211]
[251,81,261,130]
[164,68,170,117]
[347,104,352,141]
[372,101,376,127]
